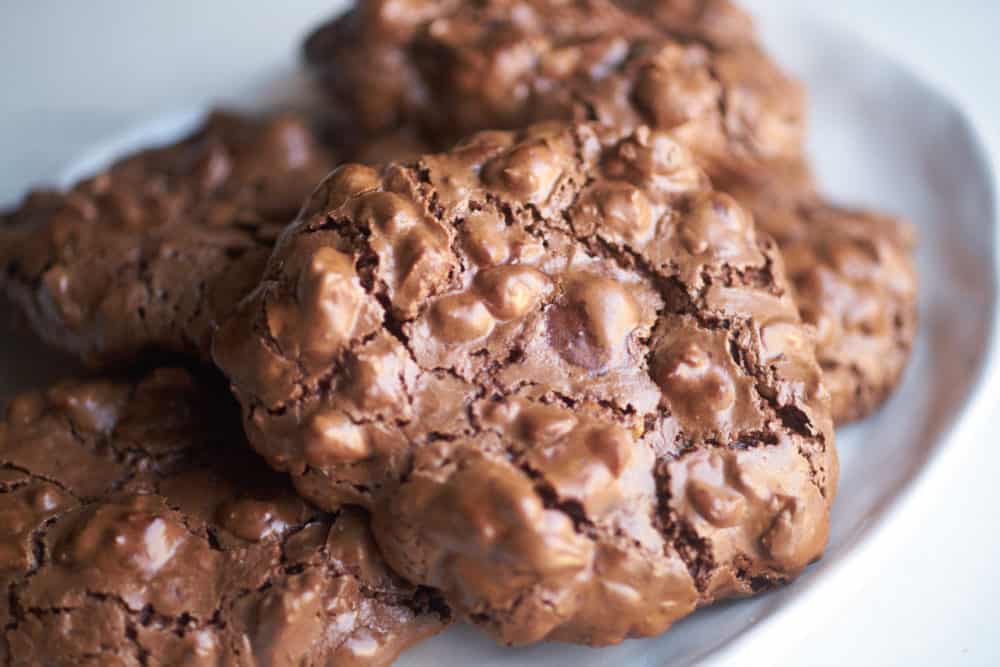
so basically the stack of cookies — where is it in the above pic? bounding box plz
[0,1,916,664]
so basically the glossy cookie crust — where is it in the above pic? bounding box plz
[718,162,918,423]
[0,368,448,667]
[0,111,335,366]
[302,0,918,423]
[611,0,757,48]
[302,0,804,179]
[213,122,836,646]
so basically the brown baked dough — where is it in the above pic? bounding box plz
[718,161,918,423]
[0,368,448,666]
[0,111,335,366]
[303,0,804,179]
[213,122,836,646]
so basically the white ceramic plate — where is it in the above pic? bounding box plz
[1,8,995,667]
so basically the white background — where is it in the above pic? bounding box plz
[1,2,998,665]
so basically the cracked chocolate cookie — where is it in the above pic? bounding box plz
[304,0,920,416]
[612,0,756,48]
[0,368,448,666]
[718,162,918,423]
[0,111,335,366]
[302,0,804,179]
[213,122,836,646]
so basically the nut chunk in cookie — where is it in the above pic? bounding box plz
[214,122,836,646]
[302,0,804,178]
[0,111,336,366]
[0,369,448,667]
[719,162,918,423]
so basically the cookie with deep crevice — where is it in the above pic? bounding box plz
[718,161,918,423]
[0,111,336,366]
[302,0,804,179]
[213,122,836,646]
[0,368,448,667]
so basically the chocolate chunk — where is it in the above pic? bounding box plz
[302,0,803,179]
[718,161,919,423]
[0,368,448,666]
[213,122,836,646]
[0,111,336,366]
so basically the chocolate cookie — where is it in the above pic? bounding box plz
[718,162,918,423]
[213,123,836,646]
[302,0,804,179]
[613,0,757,48]
[0,368,448,666]
[0,111,335,366]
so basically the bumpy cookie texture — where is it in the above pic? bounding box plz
[0,111,335,366]
[718,162,918,423]
[302,0,804,178]
[0,369,448,667]
[214,122,835,646]
[613,0,756,48]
